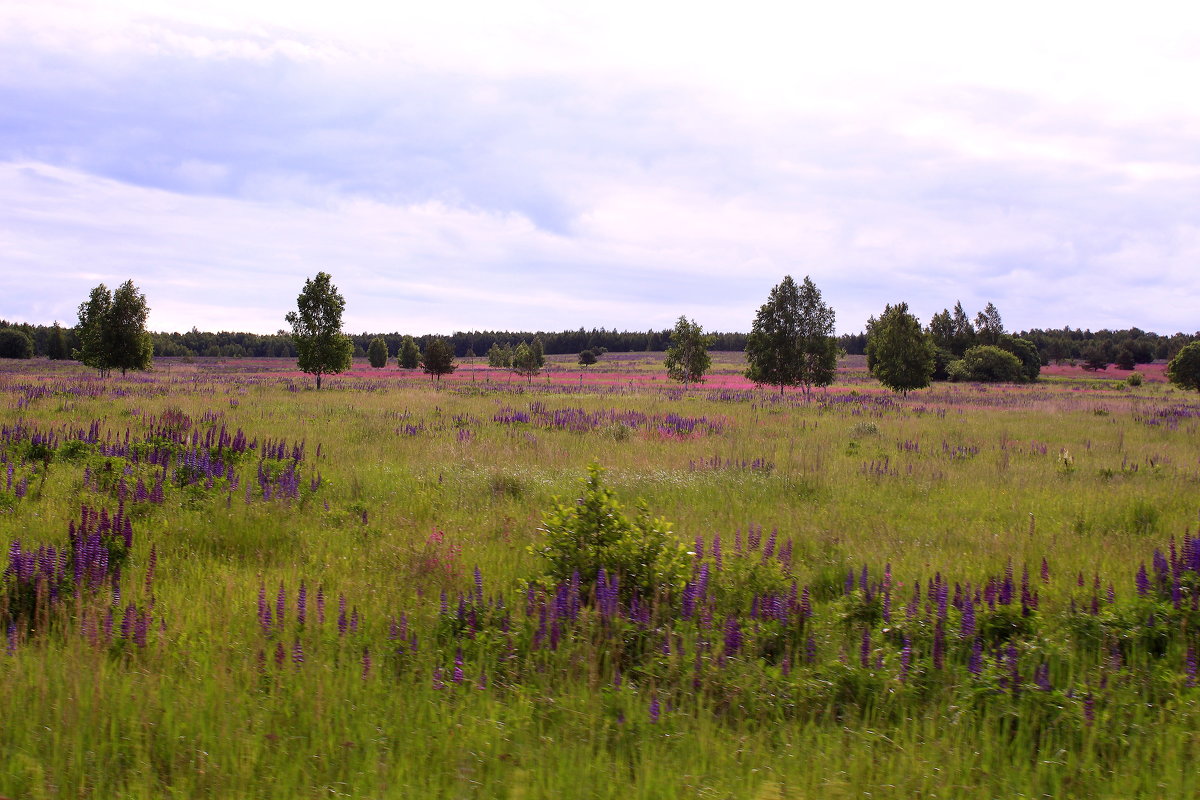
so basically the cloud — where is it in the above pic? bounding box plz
[1,1,1199,337]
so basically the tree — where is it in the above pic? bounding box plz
[865,303,934,396]
[47,322,68,360]
[530,337,546,371]
[284,271,354,389]
[421,337,456,382]
[951,301,975,356]
[1080,344,1109,372]
[511,341,541,383]
[74,280,153,376]
[0,328,34,359]
[744,275,839,397]
[948,345,1024,383]
[663,315,714,389]
[974,302,1004,346]
[1167,342,1200,393]
[367,336,389,368]
[488,342,513,368]
[998,335,1041,382]
[398,336,421,369]
[578,349,598,368]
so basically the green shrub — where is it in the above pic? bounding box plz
[1127,371,1143,387]
[530,462,689,599]
[952,345,1025,383]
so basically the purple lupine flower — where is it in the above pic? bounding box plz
[474,566,484,603]
[1135,564,1150,597]
[361,647,371,680]
[899,637,912,682]
[711,533,722,570]
[648,694,660,723]
[960,598,976,639]
[693,535,704,561]
[932,622,945,670]
[274,641,286,668]
[120,604,135,639]
[453,649,465,684]
[292,639,304,666]
[967,638,984,676]
[860,627,872,669]
[805,635,817,664]
[134,611,149,647]
[1040,557,1050,583]
[276,583,286,630]
[1187,644,1198,688]
[297,581,307,627]
[258,582,272,636]
[144,544,157,596]
[722,616,742,658]
[5,623,15,655]
[1083,692,1095,726]
[349,608,359,634]
[1035,663,1052,692]
[337,595,348,636]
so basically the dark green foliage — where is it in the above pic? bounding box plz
[1080,345,1110,372]
[367,336,389,368]
[948,345,1025,383]
[73,280,153,375]
[1167,342,1200,392]
[974,302,1004,346]
[998,335,1041,382]
[511,341,540,383]
[0,327,34,359]
[745,275,839,397]
[488,342,512,368]
[47,322,68,360]
[421,337,456,382]
[398,335,421,369]
[530,462,689,599]
[284,272,354,389]
[865,302,935,396]
[577,349,598,368]
[663,315,714,388]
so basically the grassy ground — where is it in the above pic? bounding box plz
[2,355,1199,798]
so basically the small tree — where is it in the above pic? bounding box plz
[74,280,153,376]
[974,302,1004,347]
[745,275,839,397]
[398,336,421,369]
[0,328,34,359]
[421,337,456,383]
[367,336,389,368]
[663,315,714,389]
[1080,345,1109,372]
[488,342,513,368]
[865,302,934,396]
[531,337,546,371]
[531,462,689,600]
[1167,342,1200,393]
[511,341,540,383]
[284,271,354,389]
[578,349,598,368]
[998,335,1041,382]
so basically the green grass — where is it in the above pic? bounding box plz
[2,357,1199,798]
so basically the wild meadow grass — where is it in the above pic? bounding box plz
[2,356,1199,798]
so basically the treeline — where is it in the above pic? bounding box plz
[1,319,1194,365]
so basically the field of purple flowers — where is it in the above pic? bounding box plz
[2,357,1200,798]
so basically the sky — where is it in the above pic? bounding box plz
[2,0,1198,336]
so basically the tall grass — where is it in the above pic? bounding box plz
[2,356,1199,798]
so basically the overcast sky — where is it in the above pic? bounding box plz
[2,0,1198,336]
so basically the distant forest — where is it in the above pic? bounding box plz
[1,319,1196,366]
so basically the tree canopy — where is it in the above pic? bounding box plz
[744,275,839,397]
[284,271,354,389]
[0,328,34,359]
[367,336,389,368]
[866,303,934,396]
[74,280,154,376]
[1167,342,1200,393]
[663,316,714,388]
[421,337,456,382]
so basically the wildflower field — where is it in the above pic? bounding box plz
[2,354,1199,799]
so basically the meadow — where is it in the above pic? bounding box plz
[2,353,1199,799]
